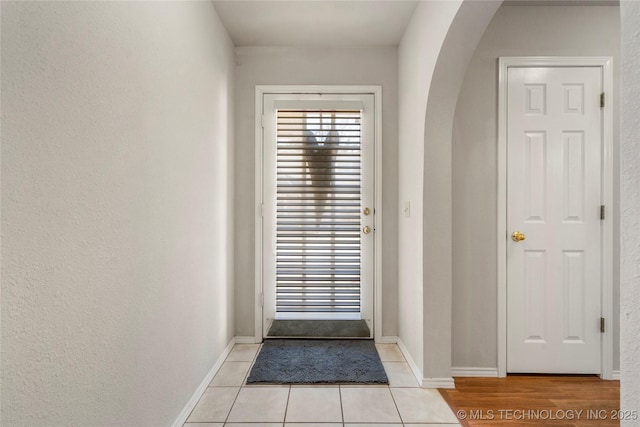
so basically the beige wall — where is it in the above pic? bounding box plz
[452,5,621,370]
[233,47,399,337]
[397,1,462,378]
[420,0,501,382]
[1,2,235,425]
[398,0,500,383]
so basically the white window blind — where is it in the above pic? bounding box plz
[275,109,362,315]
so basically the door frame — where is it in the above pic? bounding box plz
[497,57,614,379]
[254,85,383,343]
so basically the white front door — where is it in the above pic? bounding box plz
[506,67,602,373]
[261,93,375,336]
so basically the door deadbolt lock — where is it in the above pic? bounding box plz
[363,207,371,216]
[363,226,372,234]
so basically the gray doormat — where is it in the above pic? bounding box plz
[267,320,370,338]
[246,339,388,384]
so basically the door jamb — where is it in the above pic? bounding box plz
[254,85,383,343]
[497,57,614,379]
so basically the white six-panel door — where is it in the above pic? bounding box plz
[507,67,602,373]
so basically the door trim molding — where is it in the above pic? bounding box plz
[254,85,383,343]
[497,57,614,379]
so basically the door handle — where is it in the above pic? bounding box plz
[511,231,526,242]
[363,226,372,234]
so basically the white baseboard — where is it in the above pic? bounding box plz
[612,370,620,380]
[396,339,456,389]
[396,338,423,387]
[451,367,499,377]
[171,338,237,427]
[376,335,398,344]
[234,336,258,344]
[423,377,456,389]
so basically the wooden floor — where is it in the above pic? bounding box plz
[440,375,620,426]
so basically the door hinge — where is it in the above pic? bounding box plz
[601,317,605,333]
[261,115,265,128]
[600,204,605,220]
[600,92,605,109]
[259,292,264,307]
[260,204,264,217]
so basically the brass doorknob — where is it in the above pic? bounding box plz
[511,231,526,242]
[363,226,372,234]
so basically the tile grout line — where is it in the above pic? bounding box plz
[282,385,292,425]
[221,383,242,424]
[222,343,260,425]
[387,387,405,427]
[244,343,262,385]
[338,385,345,426]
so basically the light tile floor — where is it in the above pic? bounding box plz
[184,343,461,427]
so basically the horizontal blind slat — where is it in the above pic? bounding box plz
[275,109,362,316]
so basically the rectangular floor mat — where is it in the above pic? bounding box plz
[247,339,388,385]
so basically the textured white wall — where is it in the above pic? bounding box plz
[620,2,640,423]
[451,5,621,371]
[397,0,462,380]
[233,46,399,338]
[1,2,235,425]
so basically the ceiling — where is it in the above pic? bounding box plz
[212,0,619,48]
[212,0,419,47]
